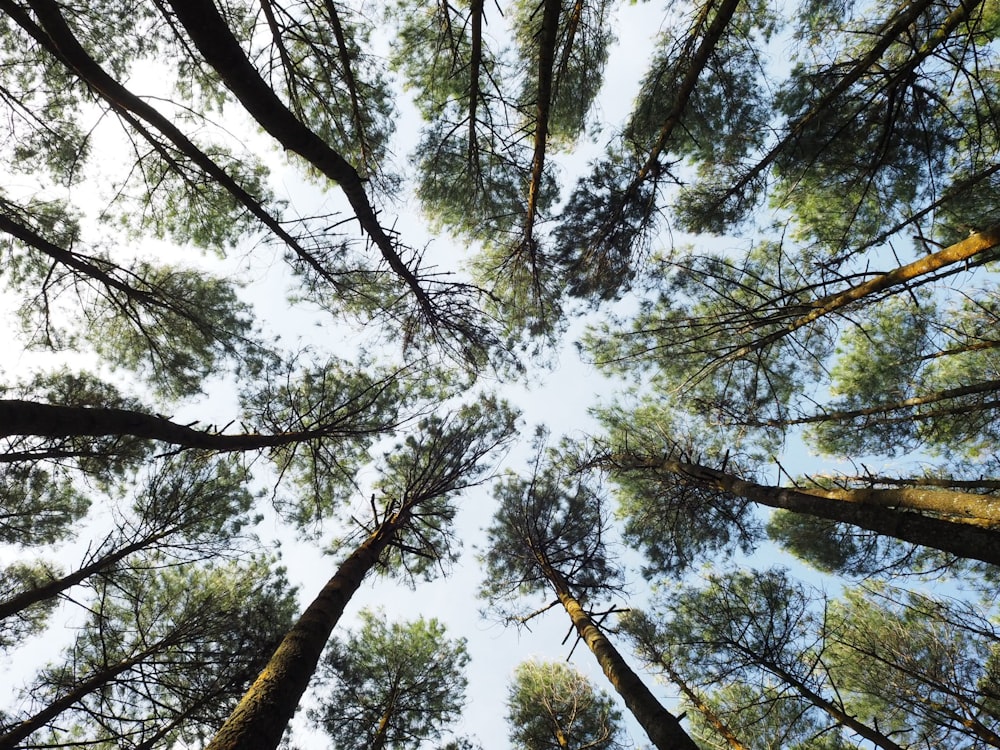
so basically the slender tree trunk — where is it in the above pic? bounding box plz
[523,0,560,247]
[714,222,1000,369]
[760,378,1000,428]
[0,646,160,748]
[161,0,435,317]
[204,513,406,750]
[610,454,1000,566]
[11,0,332,285]
[759,660,906,750]
[0,533,167,621]
[659,662,750,750]
[544,568,700,750]
[717,0,977,211]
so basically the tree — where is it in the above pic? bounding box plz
[204,399,518,750]
[481,438,701,750]
[623,569,908,750]
[506,660,625,750]
[310,610,469,750]
[0,557,297,749]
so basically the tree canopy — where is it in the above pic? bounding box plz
[2,0,1000,748]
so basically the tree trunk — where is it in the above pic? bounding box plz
[611,454,1000,566]
[0,399,374,453]
[204,514,406,750]
[0,646,159,748]
[716,221,1000,368]
[759,659,906,750]
[13,0,327,283]
[546,568,700,750]
[0,533,166,621]
[161,0,435,317]
[763,378,1000,428]
[659,662,750,750]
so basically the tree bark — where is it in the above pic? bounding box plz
[205,513,407,750]
[611,454,1000,566]
[11,0,335,286]
[162,0,435,317]
[0,533,167,621]
[544,567,701,750]
[0,399,377,453]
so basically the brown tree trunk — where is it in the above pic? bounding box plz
[205,513,407,750]
[611,454,1000,566]
[12,0,332,285]
[659,662,750,750]
[0,533,167,621]
[0,646,160,748]
[545,568,701,750]
[0,399,361,453]
[162,0,435,317]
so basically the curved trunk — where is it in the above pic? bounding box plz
[546,568,700,750]
[205,513,406,750]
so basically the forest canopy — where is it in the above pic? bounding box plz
[1,0,1000,748]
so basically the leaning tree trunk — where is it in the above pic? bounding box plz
[545,567,701,750]
[204,513,408,750]
[612,454,1000,567]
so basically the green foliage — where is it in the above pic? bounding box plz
[480,433,620,612]
[0,560,61,650]
[5,556,297,749]
[506,660,624,750]
[824,585,1000,748]
[370,395,520,582]
[311,609,469,750]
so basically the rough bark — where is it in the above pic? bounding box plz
[204,515,406,750]
[543,566,700,750]
[611,454,1000,566]
[0,399,379,453]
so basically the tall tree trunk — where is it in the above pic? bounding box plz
[659,661,750,750]
[711,222,1000,371]
[0,533,167,621]
[544,567,700,750]
[715,0,977,213]
[0,398,383,454]
[610,454,1000,566]
[11,0,333,286]
[204,513,407,750]
[161,0,435,318]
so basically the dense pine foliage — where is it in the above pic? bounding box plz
[2,0,1000,747]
